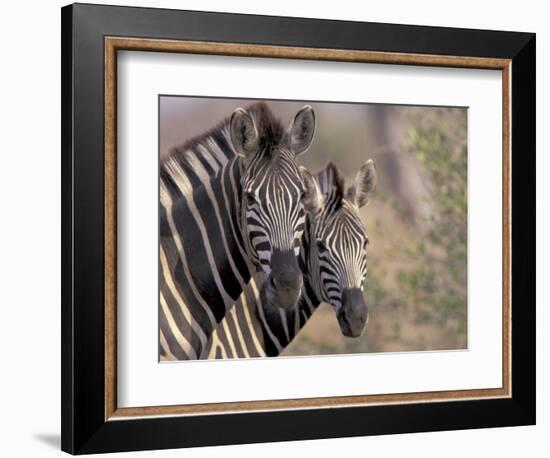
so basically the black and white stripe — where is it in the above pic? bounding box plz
[240,147,306,269]
[160,102,316,360]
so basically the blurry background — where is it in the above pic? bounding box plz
[160,96,468,355]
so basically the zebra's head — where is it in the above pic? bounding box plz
[229,103,317,310]
[307,160,377,337]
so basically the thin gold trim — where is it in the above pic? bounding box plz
[502,62,512,398]
[110,387,508,420]
[106,37,510,69]
[104,36,512,421]
[105,38,117,420]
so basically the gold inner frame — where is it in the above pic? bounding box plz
[104,37,512,421]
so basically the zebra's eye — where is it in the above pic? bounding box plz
[363,238,369,250]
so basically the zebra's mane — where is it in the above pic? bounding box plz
[164,101,285,167]
[315,161,345,206]
[160,102,288,208]
[244,102,285,149]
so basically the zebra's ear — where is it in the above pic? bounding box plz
[288,105,316,156]
[347,159,377,208]
[299,166,323,214]
[230,107,260,158]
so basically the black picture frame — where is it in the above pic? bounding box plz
[61,3,535,454]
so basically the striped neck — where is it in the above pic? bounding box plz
[254,215,322,355]
[160,157,256,359]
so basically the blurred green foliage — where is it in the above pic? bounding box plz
[399,124,468,339]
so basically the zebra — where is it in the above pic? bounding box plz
[159,102,317,360]
[200,160,377,359]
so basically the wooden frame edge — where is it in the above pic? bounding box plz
[103,36,512,421]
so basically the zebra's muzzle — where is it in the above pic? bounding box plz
[338,288,368,337]
[265,249,303,310]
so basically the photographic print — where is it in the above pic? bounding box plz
[159,97,468,361]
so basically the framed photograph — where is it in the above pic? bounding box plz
[61,3,536,454]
